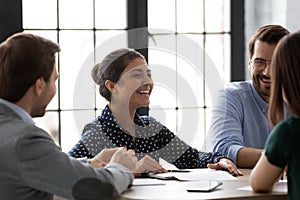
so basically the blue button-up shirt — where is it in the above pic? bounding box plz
[207,81,271,164]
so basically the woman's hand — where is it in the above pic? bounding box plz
[88,148,120,168]
[88,147,138,170]
[207,158,243,176]
[109,147,138,172]
[93,147,121,164]
[135,155,167,174]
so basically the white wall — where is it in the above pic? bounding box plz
[244,0,288,79]
[286,0,300,32]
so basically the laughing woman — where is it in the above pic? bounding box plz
[69,48,242,176]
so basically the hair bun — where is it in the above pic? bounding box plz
[91,63,102,85]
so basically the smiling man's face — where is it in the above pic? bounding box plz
[250,40,277,103]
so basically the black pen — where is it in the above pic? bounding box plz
[168,170,190,172]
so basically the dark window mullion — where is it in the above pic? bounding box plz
[231,0,245,81]
[127,0,149,116]
[0,0,23,43]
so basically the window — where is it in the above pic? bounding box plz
[147,0,230,150]
[22,0,230,152]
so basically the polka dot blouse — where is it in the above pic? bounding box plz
[68,105,223,169]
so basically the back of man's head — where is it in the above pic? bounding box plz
[0,33,60,103]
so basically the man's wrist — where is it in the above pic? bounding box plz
[88,158,106,168]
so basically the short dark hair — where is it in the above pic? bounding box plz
[92,48,145,101]
[248,25,289,59]
[0,33,60,102]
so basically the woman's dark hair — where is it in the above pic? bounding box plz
[269,31,300,126]
[0,33,60,102]
[92,48,145,101]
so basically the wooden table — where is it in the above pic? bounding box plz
[119,169,287,200]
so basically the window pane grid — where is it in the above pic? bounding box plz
[23,0,230,152]
[148,0,230,150]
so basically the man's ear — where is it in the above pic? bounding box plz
[105,80,115,93]
[33,77,45,96]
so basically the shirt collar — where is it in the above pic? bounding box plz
[100,105,148,127]
[0,98,35,125]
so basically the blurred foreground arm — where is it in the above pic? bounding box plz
[249,152,283,192]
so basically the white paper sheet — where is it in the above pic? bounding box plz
[133,178,166,186]
[159,158,179,170]
[156,158,237,181]
[150,168,237,181]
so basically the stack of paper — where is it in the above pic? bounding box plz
[147,168,237,181]
[145,158,238,181]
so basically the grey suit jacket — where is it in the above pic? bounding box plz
[0,103,133,200]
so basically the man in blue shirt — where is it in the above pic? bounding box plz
[208,25,289,168]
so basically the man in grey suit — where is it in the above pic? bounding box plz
[0,32,138,200]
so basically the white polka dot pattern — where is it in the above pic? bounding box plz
[68,105,223,169]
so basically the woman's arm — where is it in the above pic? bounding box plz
[249,152,283,193]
